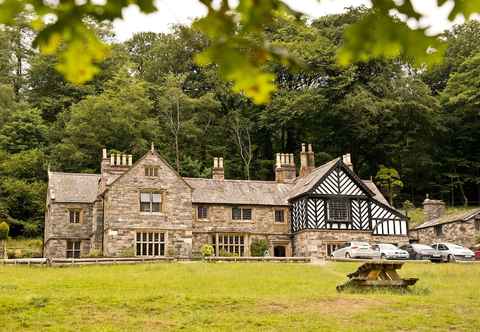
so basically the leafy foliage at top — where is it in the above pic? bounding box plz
[1,0,480,103]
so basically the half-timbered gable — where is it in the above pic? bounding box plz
[289,155,408,237]
[44,143,409,259]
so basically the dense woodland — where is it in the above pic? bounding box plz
[0,8,479,237]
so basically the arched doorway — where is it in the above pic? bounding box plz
[274,245,286,257]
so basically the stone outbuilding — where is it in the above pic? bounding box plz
[44,143,409,259]
[410,198,480,249]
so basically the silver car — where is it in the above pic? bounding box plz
[331,241,380,259]
[431,243,475,262]
[371,243,409,260]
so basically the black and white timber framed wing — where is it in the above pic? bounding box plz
[288,158,408,236]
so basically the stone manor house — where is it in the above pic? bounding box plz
[44,144,409,258]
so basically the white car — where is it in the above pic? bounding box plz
[331,241,380,259]
[371,243,409,260]
[431,243,475,262]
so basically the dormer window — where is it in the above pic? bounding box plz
[140,192,162,212]
[145,166,159,177]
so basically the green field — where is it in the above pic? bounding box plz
[1,262,479,331]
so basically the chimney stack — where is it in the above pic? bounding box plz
[212,157,225,180]
[423,195,445,221]
[100,148,134,191]
[275,152,296,182]
[300,143,315,177]
[343,153,353,171]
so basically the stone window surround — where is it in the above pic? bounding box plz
[211,233,246,256]
[196,205,208,221]
[135,231,166,256]
[66,240,81,258]
[144,165,159,177]
[139,189,165,214]
[434,224,443,237]
[231,206,254,222]
[274,208,287,224]
[67,208,83,224]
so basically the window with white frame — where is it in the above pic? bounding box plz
[145,166,159,177]
[66,240,81,258]
[328,199,349,222]
[212,234,245,256]
[136,232,165,256]
[69,210,81,224]
[140,192,162,212]
[232,207,252,221]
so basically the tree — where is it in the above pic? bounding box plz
[440,53,480,206]
[1,1,480,104]
[231,113,254,180]
[375,166,404,206]
[51,67,157,172]
[0,105,47,153]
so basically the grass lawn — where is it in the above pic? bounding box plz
[1,262,480,331]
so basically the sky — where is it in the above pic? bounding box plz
[113,0,465,41]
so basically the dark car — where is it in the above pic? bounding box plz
[476,250,480,261]
[399,243,443,262]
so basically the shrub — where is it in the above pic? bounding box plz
[250,239,268,257]
[219,249,239,257]
[87,249,103,258]
[200,244,214,257]
[0,222,9,240]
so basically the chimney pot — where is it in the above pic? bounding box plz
[308,144,312,152]
[219,157,224,169]
[212,156,225,180]
[214,157,218,169]
[122,154,127,166]
[102,148,107,159]
[276,153,281,168]
[302,143,306,152]
[110,154,114,165]
[128,155,132,166]
[116,154,121,166]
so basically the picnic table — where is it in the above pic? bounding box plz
[337,261,418,292]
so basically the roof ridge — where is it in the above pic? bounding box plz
[183,177,290,185]
[50,171,100,177]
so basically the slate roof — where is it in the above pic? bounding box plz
[47,156,390,207]
[48,172,100,203]
[184,178,293,206]
[362,180,390,206]
[413,208,480,230]
[286,158,340,200]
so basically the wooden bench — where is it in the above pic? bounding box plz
[337,261,418,292]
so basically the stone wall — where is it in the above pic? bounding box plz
[293,230,409,258]
[192,204,291,256]
[44,202,94,258]
[410,220,479,249]
[103,151,193,257]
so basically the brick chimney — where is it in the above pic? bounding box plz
[275,153,296,182]
[423,195,445,221]
[342,153,353,171]
[300,143,315,177]
[100,148,133,190]
[212,157,224,180]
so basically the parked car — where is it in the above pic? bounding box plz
[399,243,443,262]
[475,249,480,261]
[331,241,380,259]
[371,243,409,260]
[431,243,475,262]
